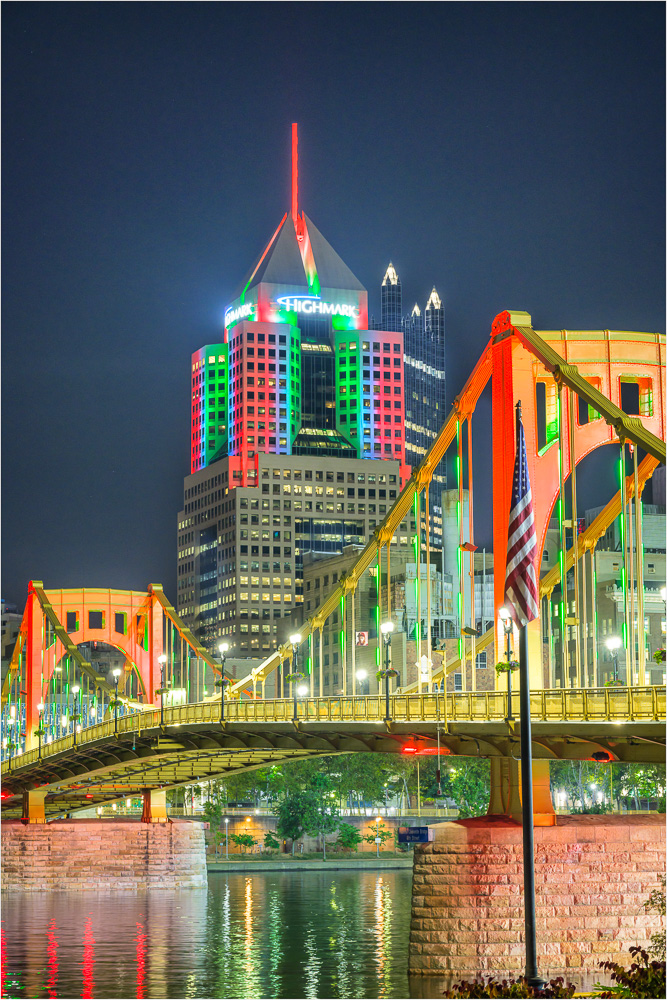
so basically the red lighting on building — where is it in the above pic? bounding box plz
[401,745,449,756]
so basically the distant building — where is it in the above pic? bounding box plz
[381,262,402,333]
[1,600,22,685]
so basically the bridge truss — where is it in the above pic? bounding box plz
[1,311,665,819]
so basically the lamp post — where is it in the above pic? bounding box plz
[71,685,80,746]
[216,642,230,722]
[375,814,381,858]
[36,703,44,759]
[606,636,621,684]
[157,654,169,726]
[289,633,303,721]
[112,668,121,734]
[499,607,514,721]
[380,621,395,722]
[224,817,229,860]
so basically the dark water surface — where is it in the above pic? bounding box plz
[1,870,446,999]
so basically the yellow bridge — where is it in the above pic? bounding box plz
[2,686,664,821]
[2,314,665,823]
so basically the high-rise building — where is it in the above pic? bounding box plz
[179,125,411,656]
[403,287,447,545]
[381,262,402,332]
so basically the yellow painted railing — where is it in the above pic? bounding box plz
[4,687,663,777]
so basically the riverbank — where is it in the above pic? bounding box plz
[208,856,413,872]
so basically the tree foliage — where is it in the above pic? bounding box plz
[263,830,280,852]
[595,946,666,998]
[276,787,320,844]
[363,821,392,851]
[444,975,575,997]
[230,832,256,853]
[335,822,363,852]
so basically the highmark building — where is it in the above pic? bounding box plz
[177,183,414,660]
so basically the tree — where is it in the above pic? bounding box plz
[363,821,392,852]
[336,822,363,853]
[443,759,490,818]
[230,832,256,854]
[263,830,280,853]
[276,787,320,854]
[202,799,223,828]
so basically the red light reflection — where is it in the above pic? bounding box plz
[46,918,58,998]
[1,924,7,997]
[401,745,450,755]
[135,921,146,998]
[82,915,95,998]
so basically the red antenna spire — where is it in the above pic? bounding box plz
[291,122,298,222]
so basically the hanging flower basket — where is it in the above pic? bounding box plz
[495,660,519,676]
[653,648,665,664]
[285,672,304,684]
[376,667,399,682]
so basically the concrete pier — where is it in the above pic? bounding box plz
[409,814,665,979]
[1,819,208,891]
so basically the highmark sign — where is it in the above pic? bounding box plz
[276,295,359,319]
[224,302,254,327]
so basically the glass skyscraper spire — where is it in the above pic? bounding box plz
[381,262,402,332]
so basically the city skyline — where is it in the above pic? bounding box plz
[2,4,664,607]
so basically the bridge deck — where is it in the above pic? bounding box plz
[2,688,664,820]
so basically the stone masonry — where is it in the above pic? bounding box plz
[410,814,666,979]
[2,819,208,891]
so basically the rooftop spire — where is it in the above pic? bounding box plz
[426,286,442,309]
[382,262,400,286]
[291,122,298,223]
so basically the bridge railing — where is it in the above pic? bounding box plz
[2,687,663,777]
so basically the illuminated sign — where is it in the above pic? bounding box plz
[276,295,359,319]
[224,302,254,327]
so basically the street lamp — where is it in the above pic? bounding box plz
[72,685,80,746]
[606,636,622,684]
[289,633,303,721]
[216,642,231,722]
[112,668,121,734]
[499,607,514,721]
[36,703,45,759]
[379,621,396,722]
[157,654,170,727]
[356,669,368,695]
[375,814,381,858]
[224,817,229,860]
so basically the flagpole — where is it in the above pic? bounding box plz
[518,623,544,988]
[515,400,545,990]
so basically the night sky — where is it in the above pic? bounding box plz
[2,4,664,609]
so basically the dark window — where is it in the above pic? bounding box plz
[620,379,640,415]
[66,612,78,633]
[114,612,126,635]
[88,611,104,630]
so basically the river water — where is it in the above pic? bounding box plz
[1,870,447,999]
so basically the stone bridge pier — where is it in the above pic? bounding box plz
[409,813,665,981]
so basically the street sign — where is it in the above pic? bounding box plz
[374,837,382,844]
[397,826,434,844]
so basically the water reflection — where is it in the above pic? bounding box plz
[1,870,444,999]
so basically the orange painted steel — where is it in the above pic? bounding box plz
[233,312,664,697]
[491,311,664,646]
[2,582,222,747]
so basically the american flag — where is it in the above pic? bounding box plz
[504,406,539,626]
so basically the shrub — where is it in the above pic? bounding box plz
[263,830,280,852]
[594,946,666,998]
[644,874,666,962]
[443,975,576,997]
[335,822,362,852]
